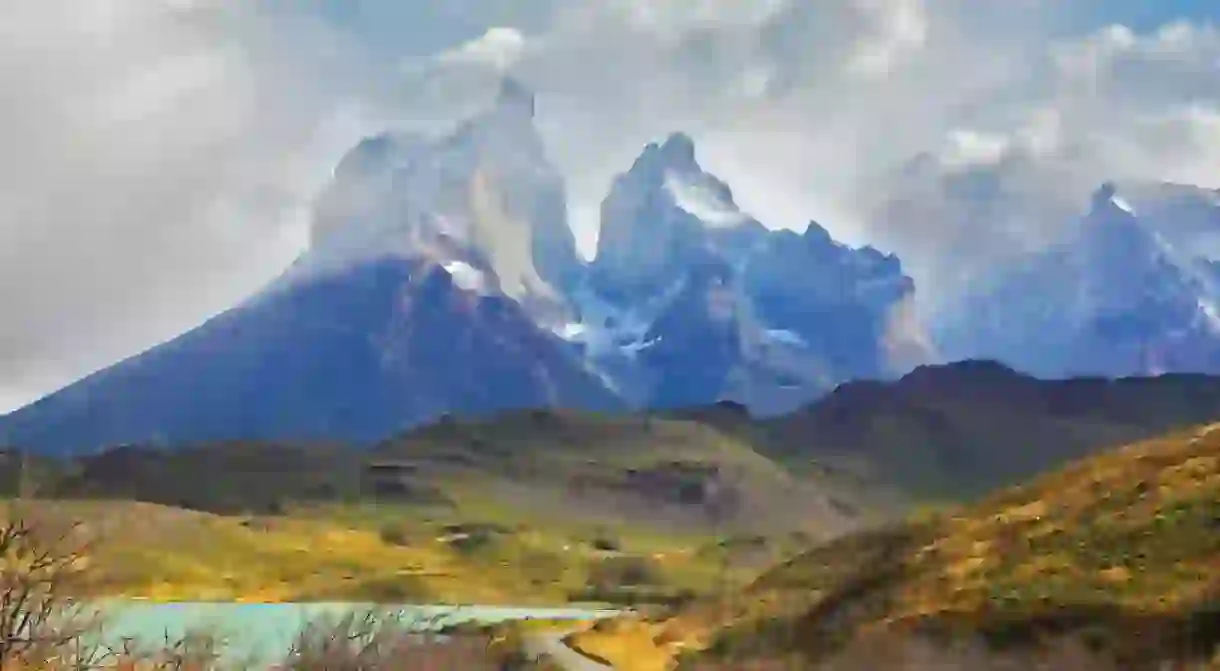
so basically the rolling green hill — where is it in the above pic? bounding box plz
[0,409,883,607]
[6,362,1220,616]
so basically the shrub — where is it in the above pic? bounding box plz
[377,524,410,547]
[590,535,620,552]
[0,505,560,670]
[588,556,666,589]
[0,506,100,669]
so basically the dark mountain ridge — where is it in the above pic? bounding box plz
[5,81,1220,454]
[0,258,621,454]
[8,361,1220,516]
[765,359,1220,497]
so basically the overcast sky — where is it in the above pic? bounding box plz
[1,0,1218,411]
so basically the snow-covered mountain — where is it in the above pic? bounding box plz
[570,131,925,413]
[7,75,1217,453]
[0,80,927,451]
[935,182,1220,376]
[587,132,768,304]
[0,79,620,454]
[287,77,582,324]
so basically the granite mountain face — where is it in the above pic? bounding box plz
[0,258,624,454]
[0,80,929,452]
[568,130,925,414]
[0,81,619,453]
[933,182,1220,377]
[4,79,1220,453]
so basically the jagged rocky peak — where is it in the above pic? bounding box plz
[333,134,396,181]
[590,130,765,303]
[591,132,707,299]
[1086,181,1134,220]
[495,75,536,118]
[614,132,701,192]
[290,74,582,311]
[1093,181,1118,206]
[802,219,833,244]
[448,76,545,161]
[1112,181,1220,266]
[653,131,697,167]
[934,178,1220,378]
[751,219,910,299]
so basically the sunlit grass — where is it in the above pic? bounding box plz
[1,493,745,607]
[627,423,1220,668]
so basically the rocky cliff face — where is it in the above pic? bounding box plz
[935,183,1220,377]
[0,93,927,453]
[0,80,620,454]
[576,131,923,413]
[0,256,624,454]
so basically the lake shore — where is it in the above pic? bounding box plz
[84,600,623,666]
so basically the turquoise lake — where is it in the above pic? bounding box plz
[89,601,620,665]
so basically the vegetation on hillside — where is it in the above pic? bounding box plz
[0,505,566,669]
[5,375,1220,666]
[18,362,1220,517]
[0,496,773,607]
[0,408,893,606]
[582,422,1220,669]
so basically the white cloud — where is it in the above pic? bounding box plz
[437,26,527,70]
[843,0,930,78]
[501,1,1220,294]
[3,0,1220,410]
[0,0,384,410]
[938,130,1015,169]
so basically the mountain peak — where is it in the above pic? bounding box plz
[1094,181,1118,203]
[802,220,833,245]
[658,132,696,165]
[1088,181,1133,218]
[630,131,699,174]
[495,76,535,118]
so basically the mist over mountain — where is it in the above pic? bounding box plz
[932,181,1220,376]
[0,80,619,454]
[571,128,925,412]
[3,77,1220,453]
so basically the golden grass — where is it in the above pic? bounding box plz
[2,496,737,606]
[53,501,509,603]
[565,616,675,671]
[644,422,1220,667]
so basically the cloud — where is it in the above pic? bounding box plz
[856,18,1220,309]
[414,0,1059,265]
[0,0,384,410]
[479,0,1220,301]
[2,0,1219,410]
[437,26,527,70]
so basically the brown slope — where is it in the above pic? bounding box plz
[664,422,1220,670]
[25,408,887,540]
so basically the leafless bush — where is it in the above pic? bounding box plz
[276,609,539,670]
[0,506,104,670]
[0,507,567,670]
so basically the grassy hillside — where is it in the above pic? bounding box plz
[5,364,1220,613]
[0,410,888,605]
[0,495,766,606]
[17,409,893,537]
[646,421,1220,668]
[10,361,1220,512]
